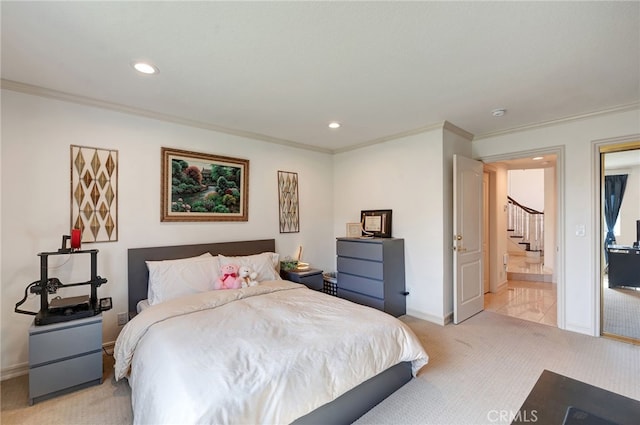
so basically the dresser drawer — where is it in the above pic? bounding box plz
[337,240,383,261]
[338,273,383,298]
[29,351,102,399]
[337,257,383,280]
[29,320,102,365]
[337,288,384,311]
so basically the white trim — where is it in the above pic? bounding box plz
[443,121,474,141]
[4,78,638,156]
[406,309,451,326]
[474,103,640,141]
[335,120,474,154]
[0,79,332,154]
[333,122,445,154]
[1,362,29,381]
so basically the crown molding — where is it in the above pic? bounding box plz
[333,122,445,154]
[0,79,332,154]
[443,120,474,141]
[4,79,637,154]
[473,102,640,141]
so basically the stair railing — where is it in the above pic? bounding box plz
[507,196,544,252]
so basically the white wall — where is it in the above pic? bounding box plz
[508,169,544,211]
[333,123,472,325]
[333,129,444,324]
[0,90,334,377]
[3,87,638,377]
[472,108,640,335]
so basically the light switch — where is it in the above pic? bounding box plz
[575,224,586,237]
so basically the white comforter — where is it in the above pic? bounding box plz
[114,280,428,425]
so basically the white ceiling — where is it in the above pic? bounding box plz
[1,1,639,153]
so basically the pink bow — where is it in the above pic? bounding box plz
[221,273,237,282]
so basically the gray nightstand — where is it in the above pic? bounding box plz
[28,314,103,405]
[280,268,323,290]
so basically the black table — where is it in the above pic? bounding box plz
[607,246,640,288]
[512,370,640,425]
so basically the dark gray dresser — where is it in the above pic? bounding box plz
[28,314,103,404]
[336,237,406,317]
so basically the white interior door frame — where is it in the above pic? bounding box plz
[477,146,566,330]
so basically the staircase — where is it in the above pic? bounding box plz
[507,196,551,282]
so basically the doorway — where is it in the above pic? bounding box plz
[596,140,640,344]
[480,148,562,329]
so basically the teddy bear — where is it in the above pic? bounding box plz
[238,265,259,288]
[215,263,243,290]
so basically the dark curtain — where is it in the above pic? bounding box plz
[604,174,628,263]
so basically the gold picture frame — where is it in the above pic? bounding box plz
[161,147,249,222]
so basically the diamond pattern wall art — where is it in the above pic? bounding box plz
[71,145,118,243]
[278,171,299,233]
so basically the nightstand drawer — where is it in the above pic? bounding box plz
[29,351,102,399]
[294,273,323,290]
[29,320,102,366]
[337,288,384,311]
[337,257,383,280]
[281,268,323,290]
[337,240,383,261]
[338,274,383,298]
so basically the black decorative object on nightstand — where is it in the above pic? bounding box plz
[281,268,323,291]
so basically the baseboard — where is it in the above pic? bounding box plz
[103,340,116,355]
[1,341,117,381]
[565,322,596,337]
[496,279,508,292]
[1,362,29,381]
[406,309,450,326]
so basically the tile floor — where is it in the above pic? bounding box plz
[484,255,557,327]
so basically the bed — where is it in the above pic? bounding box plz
[115,239,428,424]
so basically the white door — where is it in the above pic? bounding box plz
[453,155,484,324]
[483,172,490,293]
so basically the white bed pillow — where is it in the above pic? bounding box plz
[218,252,281,282]
[136,299,150,313]
[146,253,220,305]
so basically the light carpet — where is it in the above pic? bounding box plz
[603,286,640,340]
[2,311,638,425]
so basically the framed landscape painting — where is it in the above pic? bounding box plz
[161,147,249,222]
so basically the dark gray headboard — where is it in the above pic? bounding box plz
[127,239,276,314]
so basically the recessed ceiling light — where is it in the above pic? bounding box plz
[132,61,159,75]
[328,122,341,129]
[491,108,506,117]
[532,156,544,160]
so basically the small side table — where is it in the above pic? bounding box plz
[28,314,103,405]
[281,268,323,290]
